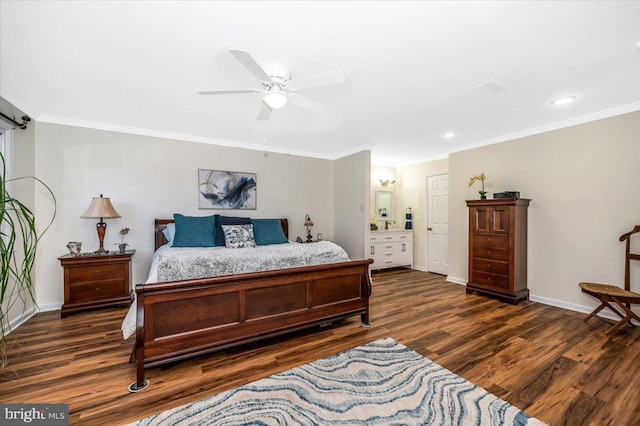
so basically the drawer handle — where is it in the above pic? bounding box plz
[487,264,491,269]
[488,251,492,255]
[95,270,101,274]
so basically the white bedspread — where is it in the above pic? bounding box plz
[121,241,350,339]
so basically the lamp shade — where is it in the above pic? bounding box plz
[81,194,121,219]
[304,214,314,227]
[263,87,289,109]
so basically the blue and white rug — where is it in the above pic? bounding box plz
[131,338,546,425]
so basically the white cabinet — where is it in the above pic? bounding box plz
[369,231,413,270]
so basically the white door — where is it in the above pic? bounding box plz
[427,174,449,275]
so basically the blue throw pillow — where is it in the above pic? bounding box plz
[251,219,288,245]
[215,216,251,246]
[172,214,217,247]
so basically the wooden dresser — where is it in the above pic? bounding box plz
[59,251,134,317]
[466,198,530,304]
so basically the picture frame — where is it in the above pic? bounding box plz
[198,169,257,210]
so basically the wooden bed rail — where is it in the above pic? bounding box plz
[130,258,373,392]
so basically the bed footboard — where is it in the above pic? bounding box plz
[129,259,372,391]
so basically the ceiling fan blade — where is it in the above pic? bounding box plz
[197,88,261,95]
[288,69,345,90]
[256,102,272,121]
[288,93,324,113]
[229,49,272,82]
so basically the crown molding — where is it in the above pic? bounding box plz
[447,101,640,155]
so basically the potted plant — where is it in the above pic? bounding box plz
[0,151,56,373]
[118,227,130,253]
[468,173,487,199]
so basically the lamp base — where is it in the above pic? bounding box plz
[306,229,313,243]
[96,220,108,253]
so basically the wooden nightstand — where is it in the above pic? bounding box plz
[58,250,135,317]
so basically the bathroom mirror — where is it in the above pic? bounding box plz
[375,191,393,220]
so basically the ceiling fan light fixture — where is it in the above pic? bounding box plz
[263,88,289,109]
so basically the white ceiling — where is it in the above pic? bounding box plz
[2,1,640,166]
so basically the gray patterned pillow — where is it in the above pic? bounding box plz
[221,224,256,248]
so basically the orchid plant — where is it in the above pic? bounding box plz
[468,173,487,198]
[119,227,130,246]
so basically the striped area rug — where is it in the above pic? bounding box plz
[131,338,546,425]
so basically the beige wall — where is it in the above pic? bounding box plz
[33,123,350,310]
[449,110,640,313]
[1,98,37,331]
[334,151,370,259]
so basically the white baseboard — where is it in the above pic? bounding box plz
[2,306,37,338]
[445,277,631,323]
[412,265,427,272]
[446,276,467,286]
[529,294,634,323]
[37,302,63,313]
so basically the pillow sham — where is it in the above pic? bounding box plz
[162,223,176,246]
[251,219,288,245]
[221,224,256,249]
[172,214,217,247]
[215,215,251,246]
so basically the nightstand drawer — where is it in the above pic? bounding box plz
[70,280,126,302]
[68,264,124,284]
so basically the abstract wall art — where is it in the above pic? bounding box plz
[198,169,257,209]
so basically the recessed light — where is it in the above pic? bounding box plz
[442,132,456,138]
[551,96,576,106]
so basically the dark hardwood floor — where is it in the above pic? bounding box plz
[2,269,640,425]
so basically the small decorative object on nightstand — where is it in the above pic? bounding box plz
[117,227,130,253]
[58,250,135,317]
[304,214,314,243]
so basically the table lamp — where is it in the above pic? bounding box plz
[304,214,314,243]
[81,194,121,254]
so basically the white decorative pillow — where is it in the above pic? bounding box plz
[221,224,256,249]
[162,223,176,246]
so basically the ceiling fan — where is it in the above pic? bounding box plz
[197,49,345,120]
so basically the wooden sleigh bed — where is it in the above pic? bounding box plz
[129,218,373,392]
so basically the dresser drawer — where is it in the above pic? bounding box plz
[472,246,509,262]
[70,280,126,302]
[68,264,124,284]
[472,271,510,290]
[472,235,509,250]
[472,259,510,275]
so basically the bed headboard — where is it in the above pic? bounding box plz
[154,218,289,251]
